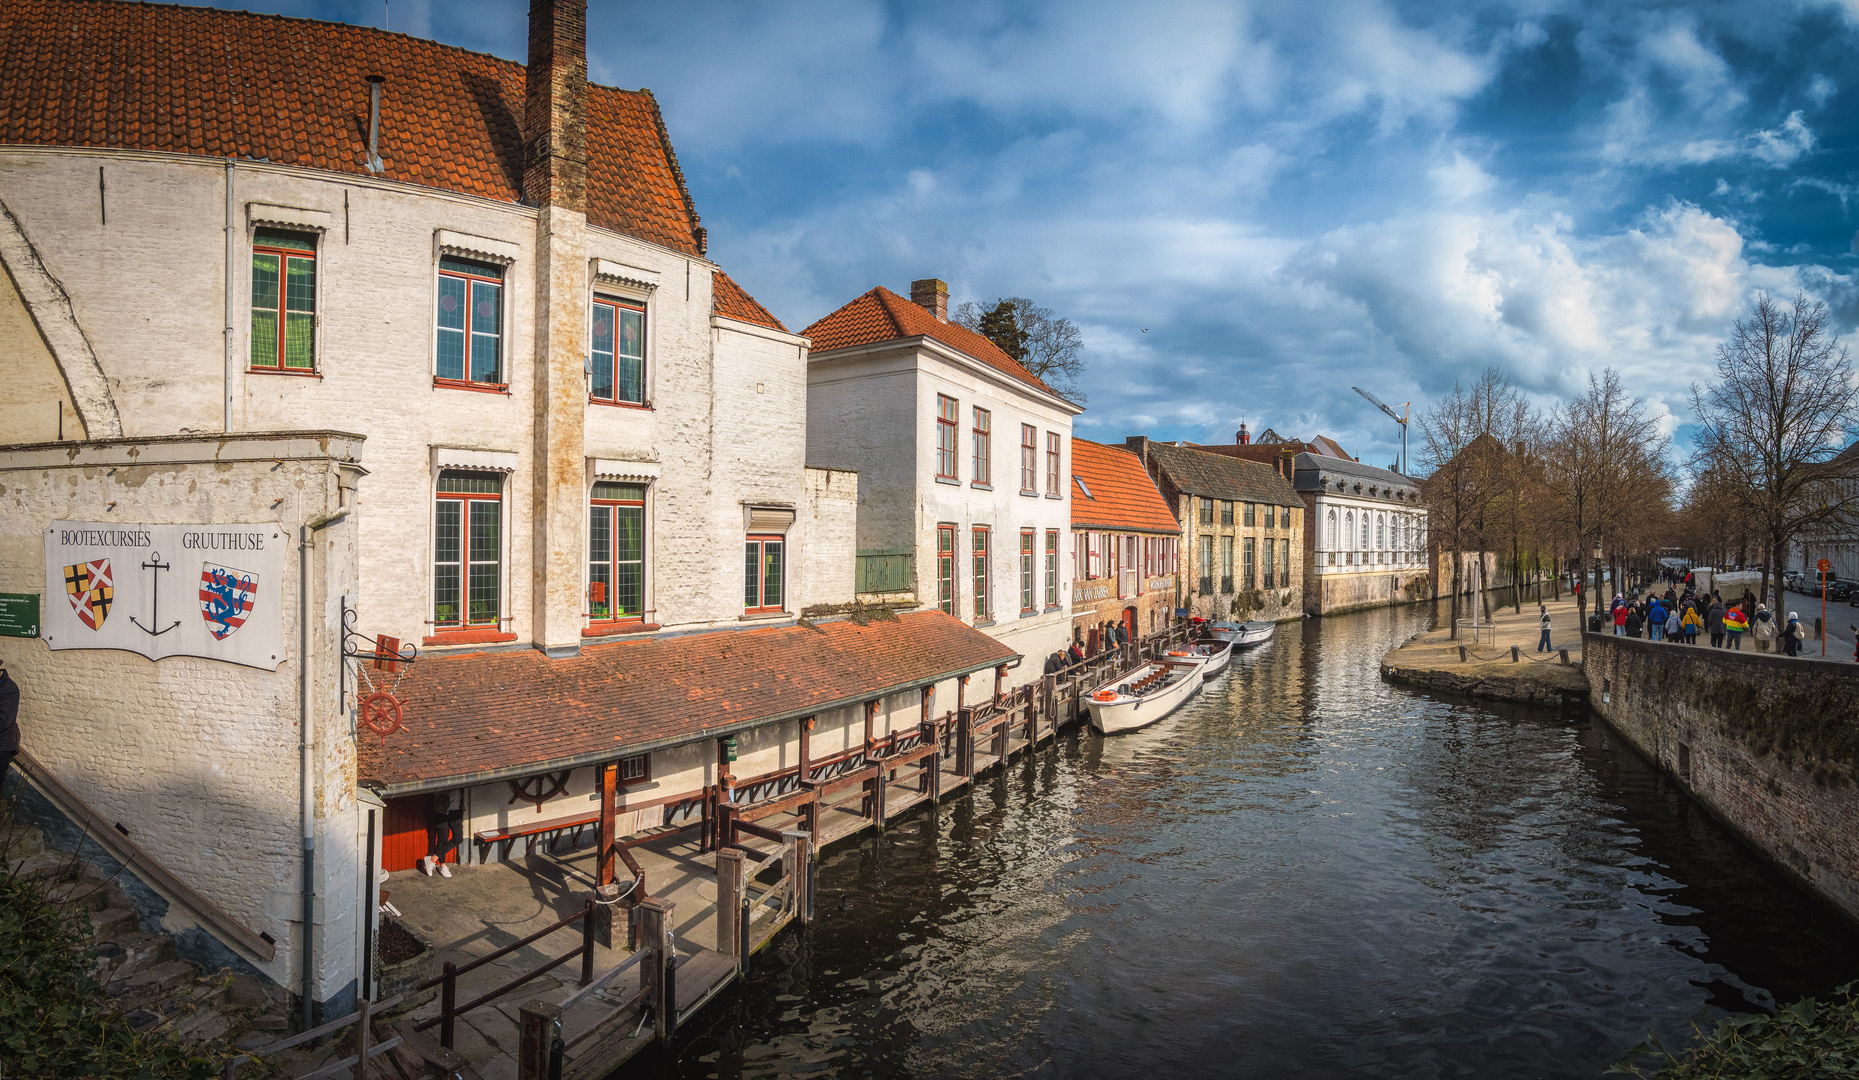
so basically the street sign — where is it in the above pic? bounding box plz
[0,593,39,638]
[1819,558,1831,573]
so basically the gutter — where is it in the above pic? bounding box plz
[223,160,235,433]
[297,508,348,1028]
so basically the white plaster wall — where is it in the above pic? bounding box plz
[0,434,362,1002]
[800,466,859,608]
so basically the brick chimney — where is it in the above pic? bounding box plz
[1237,424,1250,445]
[523,0,587,211]
[911,278,949,322]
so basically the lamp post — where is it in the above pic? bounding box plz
[1592,542,1604,619]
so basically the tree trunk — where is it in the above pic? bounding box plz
[1448,553,1462,639]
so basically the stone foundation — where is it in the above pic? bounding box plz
[1583,632,1859,927]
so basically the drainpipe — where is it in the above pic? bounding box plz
[299,508,349,1028]
[224,160,236,433]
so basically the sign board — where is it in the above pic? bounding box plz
[0,593,40,638]
[42,522,287,670]
[1819,558,1832,573]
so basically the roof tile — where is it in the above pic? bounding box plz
[1070,438,1179,533]
[1142,441,1303,507]
[801,287,1061,399]
[712,270,787,332]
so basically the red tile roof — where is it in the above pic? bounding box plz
[1071,438,1179,533]
[712,271,787,332]
[801,287,1060,398]
[358,611,1017,792]
[0,0,703,256]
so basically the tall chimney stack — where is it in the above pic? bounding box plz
[523,0,587,211]
[911,278,949,322]
[1237,424,1250,445]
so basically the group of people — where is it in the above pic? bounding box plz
[1608,588,1807,656]
[1043,619,1136,674]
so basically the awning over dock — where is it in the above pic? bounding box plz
[358,611,1017,794]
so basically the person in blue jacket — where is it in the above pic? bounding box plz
[1647,597,1667,641]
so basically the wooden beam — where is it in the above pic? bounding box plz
[863,701,877,760]
[994,664,1006,704]
[798,716,812,783]
[597,762,617,887]
[715,849,745,963]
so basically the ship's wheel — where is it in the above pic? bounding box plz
[507,771,572,809]
[359,690,405,745]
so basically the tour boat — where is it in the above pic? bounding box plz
[1208,621,1276,649]
[1086,659,1205,734]
[1165,638,1234,677]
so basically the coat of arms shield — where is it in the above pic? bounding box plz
[63,559,113,630]
[200,563,259,641]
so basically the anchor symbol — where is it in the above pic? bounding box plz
[129,550,180,637]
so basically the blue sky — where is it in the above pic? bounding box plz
[206,0,1859,469]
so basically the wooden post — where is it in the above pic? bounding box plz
[637,897,674,1044]
[799,716,813,784]
[782,829,812,923]
[717,799,738,851]
[956,707,975,777]
[598,763,617,887]
[956,674,967,711]
[1510,645,1520,663]
[579,897,596,986]
[439,960,457,1049]
[1040,674,1056,745]
[699,784,712,854]
[716,848,745,964]
[1457,645,1467,663]
[517,998,561,1080]
[874,765,888,829]
[350,996,371,1080]
[863,700,876,761]
[1559,648,1570,666]
[993,664,1006,704]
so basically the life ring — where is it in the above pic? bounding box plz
[1166,649,1191,657]
[1092,690,1119,702]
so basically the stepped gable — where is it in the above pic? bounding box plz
[0,0,703,256]
[1145,441,1302,507]
[1071,438,1179,533]
[358,611,1017,791]
[712,270,787,332]
[802,287,1059,398]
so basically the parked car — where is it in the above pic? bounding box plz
[1784,570,1804,592]
[1831,579,1853,602]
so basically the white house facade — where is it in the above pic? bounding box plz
[804,281,1083,684]
[1297,454,1431,615]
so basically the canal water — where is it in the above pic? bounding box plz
[629,603,1859,1079]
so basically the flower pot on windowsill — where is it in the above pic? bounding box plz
[374,917,438,1016]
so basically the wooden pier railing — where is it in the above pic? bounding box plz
[415,898,599,1049]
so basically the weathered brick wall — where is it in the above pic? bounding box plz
[1584,632,1859,926]
[1308,567,1432,616]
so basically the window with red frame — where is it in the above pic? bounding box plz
[972,407,991,486]
[1044,530,1059,607]
[1019,530,1036,613]
[590,296,646,405]
[744,534,785,612]
[972,526,990,620]
[1046,432,1061,494]
[1020,424,1037,493]
[936,395,959,480]
[937,524,957,614]
[435,256,505,388]
[588,482,645,624]
[250,229,317,372]
[434,471,503,629]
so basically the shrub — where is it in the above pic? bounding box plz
[1610,984,1859,1078]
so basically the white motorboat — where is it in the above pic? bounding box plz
[1164,638,1234,676]
[1206,620,1275,648]
[1086,659,1205,734]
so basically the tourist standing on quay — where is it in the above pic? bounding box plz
[1537,606,1553,652]
[1784,612,1806,657]
[1752,605,1777,653]
[1625,605,1644,638]
[1724,604,1748,650]
[1682,603,1703,644]
[1648,596,1667,640]
[1665,605,1682,643]
[1613,596,1628,636]
[1707,598,1727,647]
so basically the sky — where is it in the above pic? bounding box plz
[203,0,1859,471]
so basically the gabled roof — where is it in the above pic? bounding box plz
[1143,441,1302,507]
[1071,438,1179,533]
[801,287,1059,398]
[712,271,787,332]
[358,611,1016,793]
[0,0,703,256]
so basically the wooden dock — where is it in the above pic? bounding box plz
[385,627,1189,1080]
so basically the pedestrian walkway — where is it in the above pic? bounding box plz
[1615,586,1857,664]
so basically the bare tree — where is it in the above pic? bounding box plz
[1418,368,1534,637]
[1540,370,1670,618]
[1690,292,1859,615]
[953,297,1086,401]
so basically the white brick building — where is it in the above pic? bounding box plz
[803,281,1083,683]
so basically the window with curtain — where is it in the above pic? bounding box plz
[588,482,645,622]
[436,255,505,386]
[1021,425,1038,493]
[936,395,959,480]
[938,525,957,614]
[972,408,992,486]
[1045,530,1059,607]
[1221,535,1235,593]
[589,296,646,405]
[250,228,316,371]
[1019,530,1036,613]
[434,470,503,629]
[1242,536,1255,590]
[972,527,991,619]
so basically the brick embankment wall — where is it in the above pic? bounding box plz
[1584,632,1859,927]
[1380,660,1587,708]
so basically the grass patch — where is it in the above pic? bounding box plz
[1611,983,1859,1078]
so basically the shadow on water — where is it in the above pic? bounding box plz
[618,604,1859,1080]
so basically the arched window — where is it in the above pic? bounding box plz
[1344,511,1354,550]
[1326,509,1337,549]
[1361,513,1370,550]
[1376,514,1385,550]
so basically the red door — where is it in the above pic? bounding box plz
[1123,607,1138,640]
[382,795,431,873]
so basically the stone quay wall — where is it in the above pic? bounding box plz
[1583,632,1859,927]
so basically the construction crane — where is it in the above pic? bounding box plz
[1352,387,1409,476]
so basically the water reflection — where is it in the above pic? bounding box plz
[623,604,1859,1080]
